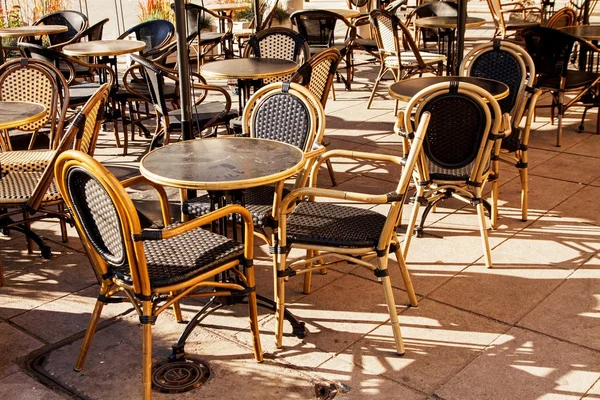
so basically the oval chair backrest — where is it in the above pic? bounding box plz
[370,9,401,55]
[291,48,342,107]
[245,27,309,63]
[521,26,577,77]
[119,20,175,56]
[546,7,577,28]
[407,82,502,183]
[33,10,88,46]
[291,10,342,49]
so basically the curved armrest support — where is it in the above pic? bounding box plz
[121,175,172,226]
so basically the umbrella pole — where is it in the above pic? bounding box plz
[174,0,194,141]
[455,0,467,75]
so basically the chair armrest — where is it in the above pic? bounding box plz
[203,8,234,34]
[121,175,172,227]
[122,64,151,102]
[68,56,116,87]
[47,30,86,51]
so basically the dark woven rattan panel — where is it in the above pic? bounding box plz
[422,94,486,170]
[67,168,126,268]
[470,51,522,115]
[286,202,386,248]
[183,186,291,227]
[143,226,244,288]
[253,94,310,149]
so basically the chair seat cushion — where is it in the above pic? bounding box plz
[536,69,600,90]
[69,82,104,105]
[168,102,238,130]
[0,171,61,204]
[285,202,386,248]
[183,185,291,227]
[141,225,244,288]
[0,149,55,173]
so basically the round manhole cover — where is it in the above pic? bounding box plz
[152,358,211,393]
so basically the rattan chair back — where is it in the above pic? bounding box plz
[244,26,309,63]
[32,10,88,47]
[290,48,342,107]
[118,20,175,56]
[80,18,109,42]
[0,58,70,150]
[291,10,346,51]
[546,7,577,28]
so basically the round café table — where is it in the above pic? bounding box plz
[560,25,600,41]
[0,101,46,151]
[0,25,68,63]
[388,76,509,102]
[415,16,486,75]
[200,58,298,112]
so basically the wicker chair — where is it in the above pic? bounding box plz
[566,0,598,24]
[28,10,88,50]
[234,0,280,57]
[0,83,109,286]
[399,82,507,269]
[131,54,236,150]
[545,7,577,28]
[182,82,325,245]
[406,1,458,50]
[54,150,262,400]
[485,0,541,39]
[291,48,342,186]
[291,10,356,89]
[522,26,600,146]
[368,9,445,114]
[272,104,429,354]
[244,27,310,85]
[460,40,542,223]
[0,58,70,150]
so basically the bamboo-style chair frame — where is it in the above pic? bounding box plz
[55,150,262,399]
[272,112,429,354]
[545,7,578,28]
[0,58,70,151]
[399,82,507,268]
[182,82,325,245]
[485,0,541,39]
[234,0,280,57]
[30,10,89,50]
[0,83,109,286]
[368,9,445,114]
[460,40,542,223]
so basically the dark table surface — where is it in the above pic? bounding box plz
[140,137,305,191]
[388,76,510,101]
[200,58,298,80]
[0,101,46,130]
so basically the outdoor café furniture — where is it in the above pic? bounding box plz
[0,101,46,151]
[0,83,109,286]
[29,10,88,50]
[56,150,263,400]
[133,54,236,149]
[368,9,445,114]
[0,25,68,63]
[200,57,298,112]
[78,18,109,42]
[0,58,70,150]
[206,1,252,32]
[485,0,541,39]
[460,40,542,223]
[406,1,459,50]
[234,0,280,57]
[388,75,510,102]
[522,26,600,146]
[244,27,309,84]
[414,16,486,74]
[291,10,357,89]
[545,7,577,28]
[183,82,325,247]
[272,104,427,354]
[399,82,507,269]
[291,48,343,186]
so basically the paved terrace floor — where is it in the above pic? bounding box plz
[1,1,600,399]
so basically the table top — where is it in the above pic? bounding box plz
[140,138,305,191]
[313,8,362,19]
[206,2,251,12]
[388,76,509,102]
[560,25,600,40]
[415,16,486,29]
[0,101,46,130]
[62,40,147,57]
[200,58,298,80]
[0,25,68,38]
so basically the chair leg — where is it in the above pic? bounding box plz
[519,166,529,222]
[120,102,129,155]
[331,83,336,101]
[58,203,68,243]
[378,259,405,355]
[245,263,263,362]
[141,302,153,400]
[303,250,313,294]
[394,247,418,307]
[475,199,493,268]
[367,66,386,109]
[490,179,499,230]
[111,98,121,149]
[0,257,5,286]
[74,291,106,371]
[556,93,564,147]
[23,211,33,254]
[274,252,287,349]
[402,186,423,260]
[325,159,337,187]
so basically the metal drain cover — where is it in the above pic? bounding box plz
[152,358,211,393]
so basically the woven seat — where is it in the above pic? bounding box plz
[400,82,507,269]
[168,102,238,130]
[272,112,429,355]
[55,151,263,399]
[0,171,61,204]
[0,149,55,173]
[460,40,542,223]
[367,9,444,114]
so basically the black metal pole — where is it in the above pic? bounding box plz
[174,0,194,141]
[253,0,262,32]
[455,0,467,75]
[583,0,590,25]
